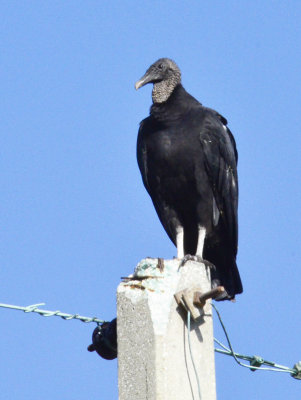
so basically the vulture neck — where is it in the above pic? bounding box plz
[152,75,181,104]
[150,84,199,121]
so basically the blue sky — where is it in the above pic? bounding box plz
[1,1,301,399]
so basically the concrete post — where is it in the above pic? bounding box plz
[117,258,216,400]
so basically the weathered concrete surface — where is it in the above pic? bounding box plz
[117,258,216,400]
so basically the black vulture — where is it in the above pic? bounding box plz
[135,58,242,300]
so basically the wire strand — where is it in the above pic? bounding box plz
[0,300,300,379]
[0,302,106,325]
[187,311,202,400]
[212,303,299,376]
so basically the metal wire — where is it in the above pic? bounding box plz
[187,311,202,400]
[212,303,300,378]
[0,300,300,379]
[0,302,106,325]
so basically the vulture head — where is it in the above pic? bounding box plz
[135,58,181,103]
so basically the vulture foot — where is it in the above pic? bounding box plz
[179,254,215,270]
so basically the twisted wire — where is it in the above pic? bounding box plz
[0,301,300,379]
[0,302,106,325]
[212,303,300,378]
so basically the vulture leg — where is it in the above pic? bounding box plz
[176,226,184,258]
[180,226,215,270]
[195,226,206,258]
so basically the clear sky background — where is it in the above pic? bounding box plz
[1,1,301,399]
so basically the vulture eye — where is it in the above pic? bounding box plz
[158,63,164,70]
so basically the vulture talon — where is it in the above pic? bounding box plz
[179,255,216,271]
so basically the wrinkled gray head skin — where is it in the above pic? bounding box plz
[135,58,181,104]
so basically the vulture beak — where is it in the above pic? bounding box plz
[135,71,153,90]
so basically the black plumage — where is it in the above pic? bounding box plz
[135,58,242,300]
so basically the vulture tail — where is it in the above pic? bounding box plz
[205,245,243,300]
